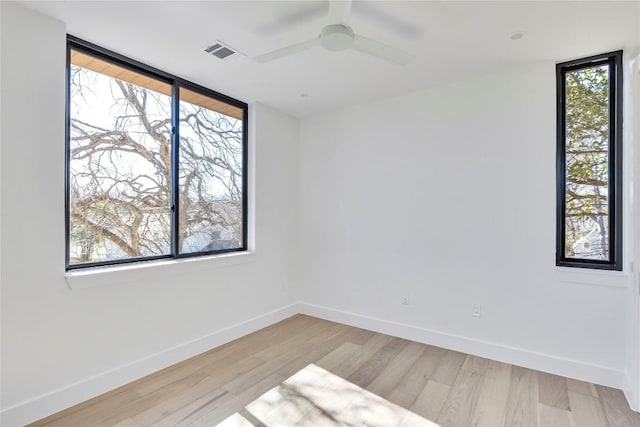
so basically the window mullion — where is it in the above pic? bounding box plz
[171,84,180,257]
[65,44,72,270]
[608,60,616,265]
[612,54,624,268]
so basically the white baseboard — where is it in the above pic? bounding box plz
[623,374,639,412]
[2,301,635,426]
[299,303,628,392]
[0,303,300,427]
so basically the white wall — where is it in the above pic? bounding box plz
[0,3,299,425]
[630,42,640,411]
[630,3,640,410]
[298,62,632,392]
[2,1,639,424]
[623,44,640,409]
[626,50,640,410]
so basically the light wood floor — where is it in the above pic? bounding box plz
[29,315,640,427]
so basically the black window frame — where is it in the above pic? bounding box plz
[556,50,623,271]
[65,35,248,270]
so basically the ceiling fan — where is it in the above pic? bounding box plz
[254,0,414,66]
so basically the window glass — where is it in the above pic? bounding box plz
[69,50,172,265]
[556,51,622,270]
[563,64,610,261]
[178,87,245,254]
[66,40,248,269]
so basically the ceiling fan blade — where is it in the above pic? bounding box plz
[354,2,422,39]
[257,2,327,36]
[351,34,414,65]
[328,0,352,25]
[254,38,321,63]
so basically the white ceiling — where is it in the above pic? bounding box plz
[22,0,640,117]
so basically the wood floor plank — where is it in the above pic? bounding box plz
[28,315,639,427]
[27,384,135,427]
[130,360,209,397]
[461,354,490,374]
[306,320,350,345]
[597,385,640,427]
[133,314,318,398]
[316,341,361,372]
[347,327,376,345]
[366,341,425,397]
[325,366,410,427]
[274,329,357,379]
[329,333,395,379]
[538,371,571,411]
[221,323,346,394]
[430,349,467,386]
[358,390,409,427]
[411,380,451,422]
[182,373,286,426]
[250,317,341,362]
[436,355,488,427]
[294,405,345,427]
[98,369,213,426]
[267,366,353,424]
[398,410,441,427]
[112,418,142,427]
[538,402,573,427]
[134,376,229,426]
[203,314,317,363]
[199,355,266,382]
[215,412,256,427]
[32,389,142,427]
[214,315,318,358]
[125,329,278,398]
[504,366,538,427]
[144,387,229,426]
[567,377,598,397]
[470,359,512,427]
[569,390,607,427]
[130,356,264,425]
[348,337,408,389]
[271,364,366,426]
[241,382,313,426]
[387,345,447,409]
[220,354,295,395]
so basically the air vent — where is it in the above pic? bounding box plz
[204,41,245,63]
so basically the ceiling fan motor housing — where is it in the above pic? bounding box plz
[320,24,355,51]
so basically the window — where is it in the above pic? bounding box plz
[66,36,247,269]
[556,51,622,270]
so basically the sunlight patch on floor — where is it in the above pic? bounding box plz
[216,364,440,426]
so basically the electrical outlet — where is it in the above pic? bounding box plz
[471,303,482,317]
[402,295,410,306]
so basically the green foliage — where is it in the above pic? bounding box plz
[563,65,610,259]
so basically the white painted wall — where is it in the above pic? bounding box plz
[631,3,640,410]
[621,43,640,410]
[298,62,632,391]
[0,3,299,425]
[630,18,640,409]
[2,1,639,424]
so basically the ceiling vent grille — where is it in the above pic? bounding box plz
[204,41,245,62]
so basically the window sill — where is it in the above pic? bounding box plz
[65,251,256,290]
[555,267,629,288]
